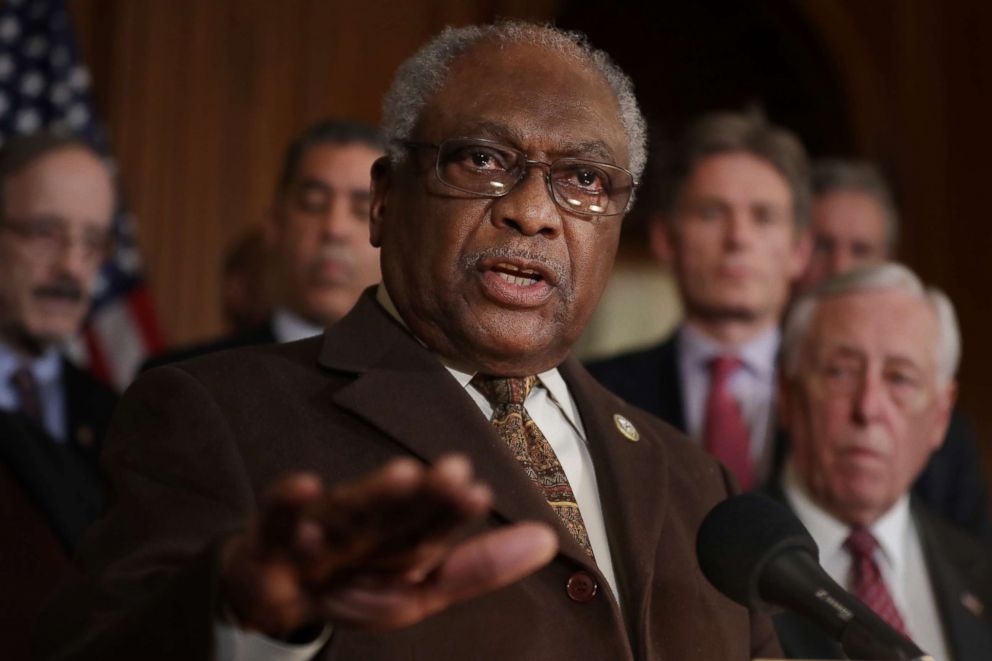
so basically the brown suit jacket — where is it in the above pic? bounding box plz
[37,292,779,660]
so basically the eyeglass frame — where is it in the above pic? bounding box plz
[399,137,638,218]
[0,215,116,265]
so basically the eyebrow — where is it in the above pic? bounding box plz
[452,120,618,164]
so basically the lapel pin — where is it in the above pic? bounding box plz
[613,414,639,442]
[961,591,984,617]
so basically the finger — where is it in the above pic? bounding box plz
[305,456,489,579]
[318,522,558,631]
[257,473,324,553]
[431,522,558,604]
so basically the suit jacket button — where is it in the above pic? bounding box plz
[566,571,598,603]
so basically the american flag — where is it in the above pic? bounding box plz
[0,0,164,390]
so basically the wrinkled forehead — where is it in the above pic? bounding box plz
[808,290,940,369]
[415,41,630,167]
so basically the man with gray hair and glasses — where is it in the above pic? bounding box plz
[38,22,779,661]
[771,262,992,660]
[0,132,117,660]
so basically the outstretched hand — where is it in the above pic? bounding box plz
[220,454,558,638]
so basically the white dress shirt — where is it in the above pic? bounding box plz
[782,462,952,661]
[271,308,323,344]
[216,285,619,660]
[677,323,779,481]
[0,341,66,441]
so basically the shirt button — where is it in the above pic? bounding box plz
[566,571,598,603]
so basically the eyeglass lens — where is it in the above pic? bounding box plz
[436,139,632,216]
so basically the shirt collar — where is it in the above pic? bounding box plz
[374,284,581,432]
[783,460,911,571]
[0,340,63,387]
[679,322,780,378]
[271,307,323,343]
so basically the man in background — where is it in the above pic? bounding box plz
[143,119,384,368]
[588,111,812,489]
[0,132,117,659]
[797,159,898,293]
[772,263,992,660]
[795,158,990,537]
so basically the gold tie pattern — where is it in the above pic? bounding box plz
[471,374,594,558]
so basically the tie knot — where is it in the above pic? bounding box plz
[471,374,537,408]
[708,354,743,382]
[11,365,35,390]
[844,526,879,558]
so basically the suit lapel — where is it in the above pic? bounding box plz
[655,333,687,432]
[318,292,596,570]
[559,358,668,646]
[915,504,992,661]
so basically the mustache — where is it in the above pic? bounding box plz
[34,279,84,302]
[459,246,572,298]
[306,245,355,276]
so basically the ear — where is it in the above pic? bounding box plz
[929,379,958,451]
[648,213,676,265]
[369,156,392,248]
[788,227,813,280]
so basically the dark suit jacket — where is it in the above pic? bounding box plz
[0,359,114,661]
[140,320,278,372]
[586,330,992,538]
[767,488,992,661]
[37,293,780,661]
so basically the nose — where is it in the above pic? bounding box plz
[852,370,886,425]
[319,194,355,241]
[723,210,753,249]
[54,233,97,279]
[831,246,855,276]
[490,166,562,238]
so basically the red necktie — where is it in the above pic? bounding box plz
[702,355,753,490]
[10,365,43,424]
[845,526,908,635]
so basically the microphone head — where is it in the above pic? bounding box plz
[696,493,819,609]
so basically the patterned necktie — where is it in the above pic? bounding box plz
[10,365,43,424]
[471,374,594,558]
[702,355,753,490]
[844,526,908,634]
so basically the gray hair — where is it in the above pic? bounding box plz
[782,262,960,385]
[657,109,811,230]
[380,21,648,180]
[812,158,900,252]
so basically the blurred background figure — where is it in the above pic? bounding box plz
[772,263,992,660]
[797,159,899,293]
[218,226,272,334]
[142,119,384,368]
[0,132,117,660]
[588,110,812,490]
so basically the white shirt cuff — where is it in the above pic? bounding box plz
[213,618,332,661]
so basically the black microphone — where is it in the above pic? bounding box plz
[696,493,933,661]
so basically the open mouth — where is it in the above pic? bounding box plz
[491,262,543,287]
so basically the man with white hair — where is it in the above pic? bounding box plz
[772,262,992,660]
[38,21,779,661]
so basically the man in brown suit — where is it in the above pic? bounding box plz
[38,23,779,661]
